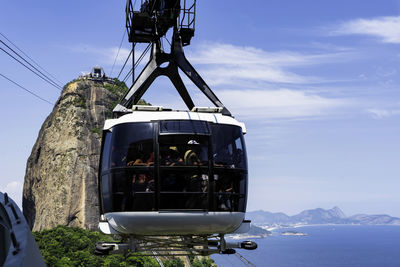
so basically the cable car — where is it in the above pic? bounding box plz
[99,106,248,233]
[97,107,255,255]
[96,0,257,255]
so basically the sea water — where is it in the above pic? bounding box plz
[212,225,400,267]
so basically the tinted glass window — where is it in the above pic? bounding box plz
[101,132,112,172]
[214,170,247,212]
[101,121,248,213]
[110,123,154,168]
[159,135,209,166]
[127,169,155,211]
[160,120,210,134]
[106,169,155,212]
[159,193,208,210]
[101,174,112,213]
[211,124,247,169]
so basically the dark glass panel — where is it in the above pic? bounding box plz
[101,132,112,172]
[130,192,154,211]
[160,168,209,192]
[160,120,210,135]
[213,169,247,212]
[104,168,155,212]
[159,135,209,166]
[111,169,131,212]
[128,168,155,211]
[159,192,208,210]
[110,123,154,168]
[100,121,248,213]
[210,124,247,170]
[101,174,112,213]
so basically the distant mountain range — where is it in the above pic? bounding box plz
[247,207,400,226]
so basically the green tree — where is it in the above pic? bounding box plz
[33,225,158,266]
[163,257,185,267]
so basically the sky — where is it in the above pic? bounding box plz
[0,0,399,217]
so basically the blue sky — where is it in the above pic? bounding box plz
[1,0,399,217]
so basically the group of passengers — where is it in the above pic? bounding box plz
[126,152,154,167]
[118,140,241,211]
[131,173,154,193]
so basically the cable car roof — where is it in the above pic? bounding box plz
[104,108,247,133]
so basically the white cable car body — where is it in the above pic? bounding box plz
[99,109,249,238]
[97,109,256,255]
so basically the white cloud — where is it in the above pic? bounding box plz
[189,43,343,67]
[66,44,146,67]
[145,87,348,121]
[67,42,353,121]
[154,42,353,120]
[187,42,351,85]
[0,181,23,208]
[217,89,348,120]
[332,16,400,43]
[67,41,354,87]
[367,108,400,119]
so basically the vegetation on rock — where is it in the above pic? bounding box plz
[188,256,216,267]
[33,226,216,266]
[104,79,129,96]
[33,225,181,266]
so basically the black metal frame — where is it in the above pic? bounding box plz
[114,30,231,116]
[116,0,231,116]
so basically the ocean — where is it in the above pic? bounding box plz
[211,225,400,267]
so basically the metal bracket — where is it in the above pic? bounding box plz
[114,28,231,116]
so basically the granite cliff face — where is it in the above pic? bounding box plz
[23,79,126,231]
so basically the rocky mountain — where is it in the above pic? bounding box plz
[291,206,347,224]
[247,207,400,226]
[348,214,400,225]
[246,210,291,225]
[23,78,126,231]
[246,225,271,237]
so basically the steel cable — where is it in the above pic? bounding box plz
[0,32,64,86]
[0,72,54,105]
[116,49,133,80]
[0,45,62,91]
[110,30,126,76]
[123,43,151,83]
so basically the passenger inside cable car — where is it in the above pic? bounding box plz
[100,120,247,214]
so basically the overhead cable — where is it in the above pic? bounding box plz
[0,45,62,91]
[0,39,63,90]
[163,36,171,46]
[122,68,133,83]
[0,32,64,86]
[135,44,152,68]
[110,30,126,76]
[123,43,151,83]
[116,49,133,80]
[0,72,54,105]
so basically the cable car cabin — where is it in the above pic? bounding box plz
[98,108,248,236]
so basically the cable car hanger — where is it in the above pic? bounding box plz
[113,0,231,116]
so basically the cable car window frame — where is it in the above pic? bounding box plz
[99,121,248,213]
[158,120,211,211]
[110,122,155,169]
